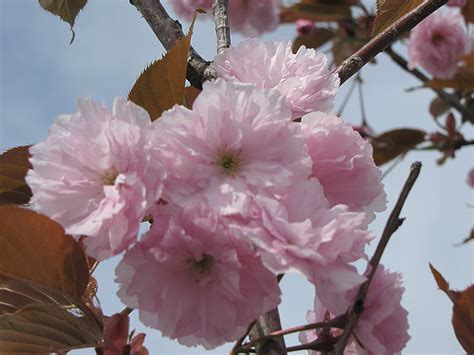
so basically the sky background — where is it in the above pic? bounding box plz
[0,1,473,354]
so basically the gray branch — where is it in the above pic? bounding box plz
[130,0,216,89]
[331,162,422,355]
[335,0,449,84]
[212,0,231,54]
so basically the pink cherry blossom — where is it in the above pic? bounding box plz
[298,296,359,355]
[26,98,165,260]
[166,0,280,36]
[301,112,386,220]
[228,0,282,37]
[166,0,213,21]
[155,78,311,206]
[214,39,339,119]
[238,179,373,309]
[301,266,410,354]
[408,11,468,79]
[116,200,281,349]
[296,19,315,36]
[447,0,467,7]
[467,168,474,188]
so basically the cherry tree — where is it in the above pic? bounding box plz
[0,1,472,354]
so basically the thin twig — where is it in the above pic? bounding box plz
[230,320,257,354]
[384,46,474,122]
[212,0,231,54]
[129,0,216,88]
[120,306,134,316]
[286,336,340,353]
[357,75,368,126]
[237,315,346,353]
[332,162,422,354]
[335,0,448,85]
[337,75,358,116]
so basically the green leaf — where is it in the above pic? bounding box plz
[0,146,32,205]
[292,28,335,53]
[128,13,200,121]
[0,206,89,298]
[371,0,423,37]
[371,128,426,166]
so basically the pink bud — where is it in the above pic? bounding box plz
[467,168,474,188]
[447,0,467,7]
[296,19,315,35]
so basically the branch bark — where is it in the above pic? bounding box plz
[384,46,474,122]
[130,0,216,88]
[249,308,287,355]
[331,162,422,355]
[335,0,448,85]
[212,0,231,54]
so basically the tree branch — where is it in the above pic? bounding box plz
[236,315,346,354]
[384,46,474,122]
[213,0,231,54]
[249,308,287,355]
[130,0,216,88]
[331,162,422,355]
[335,0,448,85]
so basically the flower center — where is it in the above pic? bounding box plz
[187,253,214,280]
[101,167,119,185]
[431,32,444,45]
[217,151,240,175]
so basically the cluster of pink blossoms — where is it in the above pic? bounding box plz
[299,266,410,355]
[408,9,469,79]
[27,39,409,352]
[167,0,281,37]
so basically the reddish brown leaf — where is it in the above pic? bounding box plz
[371,0,423,37]
[280,1,353,23]
[99,313,148,355]
[292,27,335,53]
[426,67,474,92]
[370,128,426,166]
[429,263,450,294]
[103,313,129,352]
[462,0,474,23]
[38,0,87,42]
[0,304,102,353]
[460,53,474,66]
[0,146,32,205]
[184,85,201,109]
[452,285,474,352]
[128,13,200,121]
[457,228,474,245]
[429,97,449,118]
[0,206,89,298]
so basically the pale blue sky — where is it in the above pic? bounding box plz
[1,1,472,354]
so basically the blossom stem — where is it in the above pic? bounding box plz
[212,0,231,54]
[129,0,216,88]
[120,306,134,315]
[335,0,448,85]
[384,46,474,122]
[237,315,346,353]
[331,162,422,355]
[286,335,340,353]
